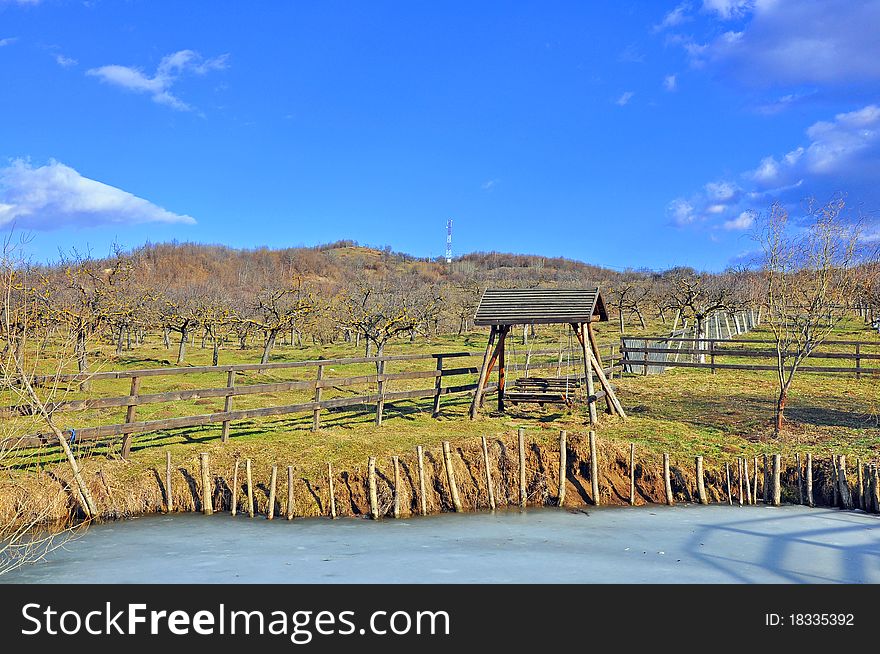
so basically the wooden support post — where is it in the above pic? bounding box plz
[838,454,852,509]
[771,454,781,507]
[587,340,626,419]
[481,437,496,511]
[497,327,507,413]
[120,375,141,458]
[442,441,462,512]
[246,458,254,518]
[518,428,527,508]
[709,341,716,375]
[200,452,212,515]
[287,465,295,520]
[762,454,769,504]
[587,321,613,414]
[832,455,839,507]
[725,463,732,505]
[872,465,880,514]
[744,457,752,505]
[577,324,598,425]
[796,453,803,505]
[557,430,566,507]
[589,430,600,505]
[663,453,674,506]
[231,458,239,516]
[416,446,427,515]
[221,370,235,442]
[267,465,277,520]
[805,453,814,507]
[327,462,337,519]
[368,456,379,519]
[432,357,443,418]
[629,443,635,506]
[752,456,759,504]
[392,456,401,519]
[469,326,498,419]
[165,449,173,513]
[312,364,324,431]
[856,458,864,510]
[737,458,744,506]
[375,358,386,426]
[696,456,707,504]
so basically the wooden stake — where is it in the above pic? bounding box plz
[442,441,462,512]
[663,453,674,506]
[589,430,600,506]
[200,452,212,515]
[762,454,769,504]
[696,456,707,504]
[744,457,752,505]
[416,446,427,515]
[368,456,379,519]
[832,455,839,507]
[805,453,814,507]
[165,449,173,513]
[246,458,254,518]
[392,456,401,519]
[481,437,496,511]
[265,465,276,519]
[725,463,732,506]
[856,459,864,510]
[518,428,527,508]
[557,430,567,507]
[629,443,635,506]
[872,465,880,514]
[231,458,239,516]
[796,453,803,505]
[838,454,852,509]
[284,465,294,520]
[752,456,759,504]
[737,458,744,506]
[771,454,781,507]
[327,462,337,519]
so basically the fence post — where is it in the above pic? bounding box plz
[709,340,716,374]
[589,430,600,505]
[696,455,707,504]
[327,462,337,519]
[375,358,386,426]
[608,344,615,380]
[417,445,428,515]
[368,456,379,519]
[221,370,235,442]
[267,465,277,520]
[231,458,239,516]
[119,376,141,459]
[663,453,674,506]
[855,343,861,380]
[557,430,567,507]
[518,428,527,508]
[481,437,496,511]
[312,364,324,431]
[629,443,636,506]
[246,458,254,518]
[771,454,781,507]
[200,452,213,515]
[392,456,401,519]
[432,356,443,418]
[442,441,463,512]
[287,465,295,520]
[165,449,173,512]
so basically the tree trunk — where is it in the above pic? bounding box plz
[75,330,90,391]
[163,327,170,349]
[212,335,220,366]
[635,309,646,329]
[775,387,788,433]
[261,330,277,365]
[364,338,371,357]
[177,329,188,364]
[115,326,124,355]
[618,308,625,334]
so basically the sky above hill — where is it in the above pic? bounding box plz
[1,0,879,271]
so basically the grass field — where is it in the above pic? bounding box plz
[4,316,879,493]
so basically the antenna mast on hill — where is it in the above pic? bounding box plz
[445,218,453,263]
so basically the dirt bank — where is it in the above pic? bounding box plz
[0,431,855,530]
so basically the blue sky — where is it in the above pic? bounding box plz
[1,0,879,271]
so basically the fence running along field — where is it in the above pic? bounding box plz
[4,346,623,454]
[620,337,880,377]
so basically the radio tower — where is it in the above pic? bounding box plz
[445,219,453,263]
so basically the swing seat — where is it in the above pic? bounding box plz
[506,377,580,406]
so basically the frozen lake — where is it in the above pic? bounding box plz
[4,505,880,583]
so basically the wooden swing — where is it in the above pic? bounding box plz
[468,287,626,425]
[506,325,580,407]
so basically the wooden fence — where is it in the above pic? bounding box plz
[620,337,880,377]
[7,347,622,452]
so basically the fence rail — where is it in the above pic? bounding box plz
[7,346,622,450]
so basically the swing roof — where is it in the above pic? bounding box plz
[473,287,608,326]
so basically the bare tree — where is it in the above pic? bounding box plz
[756,196,863,433]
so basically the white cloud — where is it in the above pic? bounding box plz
[481,179,498,191]
[699,1,880,87]
[668,198,696,226]
[0,37,18,47]
[663,74,677,91]
[55,54,77,68]
[87,50,228,112]
[0,159,196,230]
[616,91,635,106]
[723,211,755,230]
[654,2,692,31]
[668,104,880,234]
[701,0,754,20]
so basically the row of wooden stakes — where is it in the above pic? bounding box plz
[172,431,879,519]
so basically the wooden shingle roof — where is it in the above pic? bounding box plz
[473,287,608,326]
